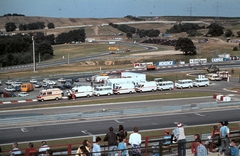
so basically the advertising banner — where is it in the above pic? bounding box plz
[211,58,224,62]
[189,58,207,64]
[134,62,153,68]
[156,61,174,66]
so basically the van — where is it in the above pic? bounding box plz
[72,85,93,98]
[113,83,136,94]
[193,77,209,87]
[93,86,113,96]
[135,81,157,92]
[37,88,62,102]
[175,79,193,89]
[205,74,222,81]
[21,83,34,92]
[157,81,174,91]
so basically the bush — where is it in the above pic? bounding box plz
[233,47,238,51]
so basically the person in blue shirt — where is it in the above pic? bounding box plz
[118,137,128,156]
[229,139,239,156]
[92,137,102,156]
[162,130,171,147]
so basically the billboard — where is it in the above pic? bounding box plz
[156,61,174,66]
[134,62,153,68]
[211,58,224,62]
[189,58,207,64]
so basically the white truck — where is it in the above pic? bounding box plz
[72,85,93,98]
[113,83,136,94]
[135,81,157,92]
[93,75,109,83]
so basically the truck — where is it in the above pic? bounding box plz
[146,65,157,70]
[37,88,62,102]
[72,85,93,98]
[93,75,109,83]
[21,83,34,92]
[135,81,157,92]
[113,83,136,94]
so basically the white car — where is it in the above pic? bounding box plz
[18,92,30,97]
[47,80,56,85]
[43,78,49,83]
[5,87,16,92]
[30,79,38,84]
[58,78,66,83]
[6,80,14,85]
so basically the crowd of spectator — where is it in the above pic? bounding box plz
[8,121,240,156]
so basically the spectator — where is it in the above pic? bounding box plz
[162,129,171,148]
[25,142,37,156]
[9,142,22,155]
[92,137,102,156]
[196,140,208,156]
[218,121,230,155]
[76,140,91,156]
[46,149,53,156]
[229,139,239,156]
[207,125,220,152]
[172,122,186,156]
[104,127,118,156]
[117,125,128,141]
[129,126,142,156]
[117,137,128,156]
[39,141,50,156]
[191,134,201,156]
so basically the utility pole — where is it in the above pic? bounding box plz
[32,35,36,72]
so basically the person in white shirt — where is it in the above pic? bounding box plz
[92,137,102,156]
[172,122,186,156]
[129,126,141,156]
[9,142,22,155]
[39,141,50,156]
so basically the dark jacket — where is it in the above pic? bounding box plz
[104,131,118,146]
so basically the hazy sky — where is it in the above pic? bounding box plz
[0,0,240,18]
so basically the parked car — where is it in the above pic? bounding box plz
[45,80,56,85]
[14,80,22,85]
[72,77,79,82]
[43,78,49,83]
[34,83,42,88]
[58,78,66,83]
[63,82,73,89]
[18,92,30,97]
[52,85,66,90]
[7,92,16,97]
[6,80,14,85]
[14,86,21,91]
[65,79,73,84]
[4,87,16,92]
[85,77,92,82]
[30,79,38,84]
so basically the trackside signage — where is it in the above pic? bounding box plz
[156,61,175,66]
[134,62,153,68]
[211,58,224,62]
[189,58,207,64]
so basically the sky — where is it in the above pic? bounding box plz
[0,0,240,18]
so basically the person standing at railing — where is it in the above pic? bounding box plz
[229,139,239,156]
[172,122,186,156]
[218,121,230,155]
[9,142,22,156]
[117,137,128,156]
[92,137,102,156]
[104,127,118,156]
[196,140,208,156]
[129,126,142,156]
[191,134,201,156]
[39,141,50,156]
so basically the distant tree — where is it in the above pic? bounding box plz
[233,47,238,51]
[237,31,240,37]
[206,23,224,37]
[225,29,233,37]
[5,22,17,32]
[175,38,196,55]
[126,32,132,39]
[36,42,54,56]
[19,24,28,31]
[47,22,55,29]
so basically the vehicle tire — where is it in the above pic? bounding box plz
[41,99,44,102]
[117,92,120,95]
[97,93,100,97]
[189,86,191,88]
[205,84,208,87]
[107,93,111,96]
[169,87,172,90]
[55,97,59,100]
[140,90,142,93]
[87,94,90,97]
[151,89,154,92]
[160,88,163,91]
[197,85,199,88]
[181,86,183,89]
[129,91,132,94]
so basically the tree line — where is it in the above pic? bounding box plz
[0,29,86,67]
[5,22,55,32]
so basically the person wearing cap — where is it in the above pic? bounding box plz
[172,122,186,156]
[162,130,171,147]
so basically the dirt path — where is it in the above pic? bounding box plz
[131,50,183,56]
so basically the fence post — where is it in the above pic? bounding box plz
[68,144,72,155]
[144,137,149,156]
[159,141,163,156]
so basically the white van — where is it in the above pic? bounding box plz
[135,81,157,92]
[193,78,209,87]
[175,79,193,89]
[157,81,174,91]
[37,88,62,101]
[113,83,136,94]
[206,73,222,81]
[93,86,113,96]
[72,85,93,98]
